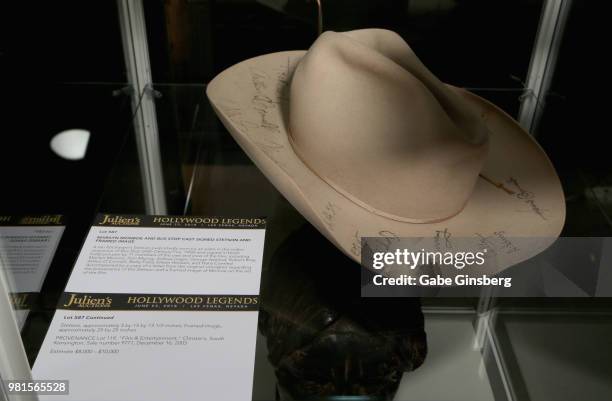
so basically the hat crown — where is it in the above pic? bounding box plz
[288,30,490,223]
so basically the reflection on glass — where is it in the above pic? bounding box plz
[49,129,91,161]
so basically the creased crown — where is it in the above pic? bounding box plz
[288,29,490,223]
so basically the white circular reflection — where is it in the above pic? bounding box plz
[50,129,90,160]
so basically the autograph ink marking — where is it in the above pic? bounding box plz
[322,202,339,230]
[434,228,452,251]
[507,177,548,220]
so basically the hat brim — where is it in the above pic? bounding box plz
[207,51,565,273]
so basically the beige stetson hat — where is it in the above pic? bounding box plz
[207,29,565,273]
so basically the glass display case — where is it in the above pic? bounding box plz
[1,1,610,400]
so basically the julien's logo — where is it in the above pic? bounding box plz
[63,294,112,308]
[99,215,141,226]
[10,293,29,308]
